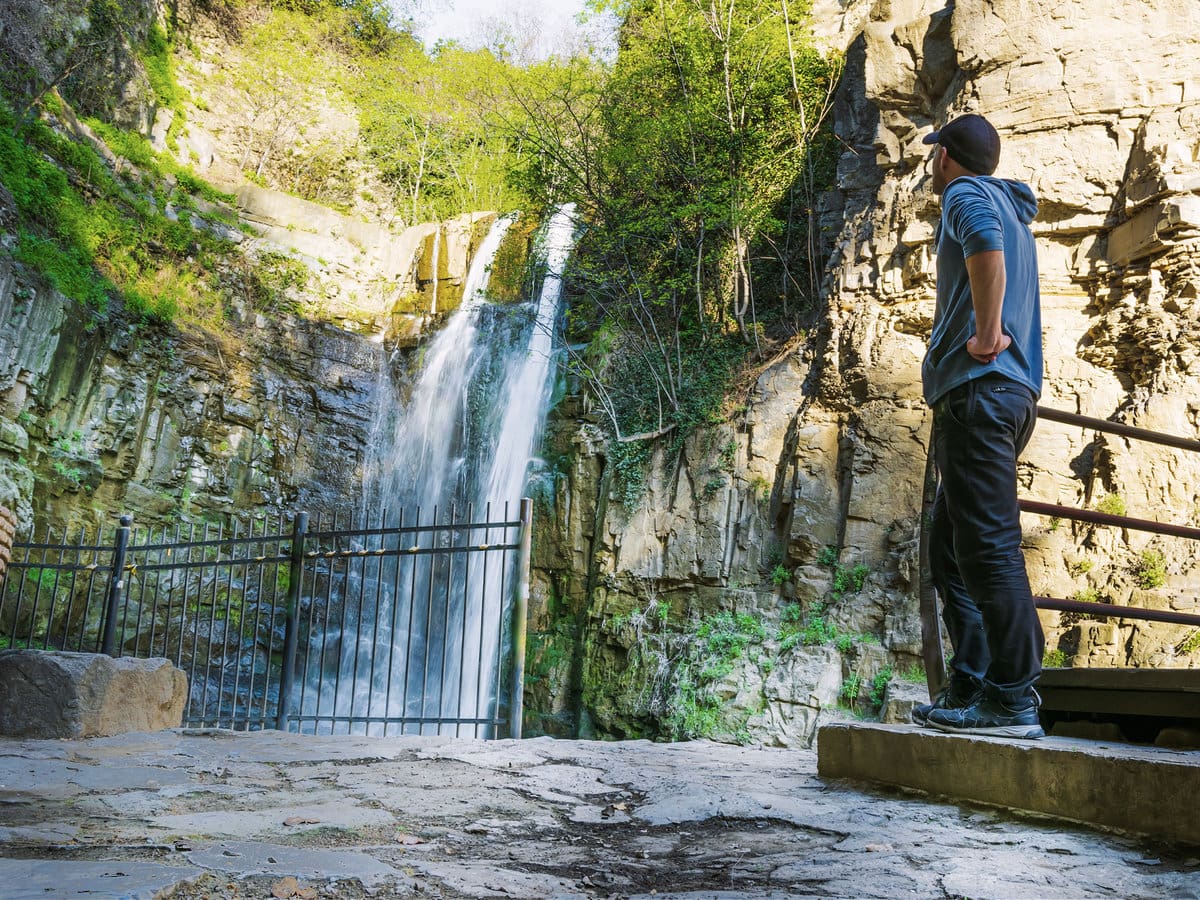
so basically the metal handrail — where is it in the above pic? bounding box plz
[1018,500,1200,543]
[1036,406,1200,453]
[1024,405,1200,628]
[919,403,1200,698]
[1034,596,1200,628]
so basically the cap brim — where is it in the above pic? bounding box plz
[922,131,941,145]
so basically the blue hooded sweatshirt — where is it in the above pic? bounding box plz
[922,176,1043,406]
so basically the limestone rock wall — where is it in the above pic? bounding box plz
[531,0,1200,745]
[0,252,380,534]
[229,182,496,341]
[0,204,501,539]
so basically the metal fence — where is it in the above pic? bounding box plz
[919,405,1200,696]
[0,500,532,738]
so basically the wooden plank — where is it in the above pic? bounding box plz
[1039,667,1200,693]
[1038,687,1200,718]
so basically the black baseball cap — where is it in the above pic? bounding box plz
[922,114,1001,176]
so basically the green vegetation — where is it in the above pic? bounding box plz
[832,563,870,598]
[0,92,240,323]
[0,0,572,329]
[195,2,531,220]
[1177,631,1200,656]
[778,601,835,652]
[1133,549,1167,589]
[814,544,870,598]
[1072,587,1099,604]
[51,459,86,488]
[702,475,726,499]
[770,564,791,586]
[719,438,738,473]
[748,474,772,500]
[840,672,861,705]
[526,621,574,688]
[1043,647,1068,668]
[898,662,926,684]
[1067,558,1093,577]
[838,665,892,716]
[869,666,893,706]
[1095,494,1127,517]
[511,0,842,503]
[662,611,765,740]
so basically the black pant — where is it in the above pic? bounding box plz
[930,375,1044,705]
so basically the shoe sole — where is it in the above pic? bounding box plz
[929,721,1045,739]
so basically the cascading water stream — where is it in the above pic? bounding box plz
[300,205,577,736]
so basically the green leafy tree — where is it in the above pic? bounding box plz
[500,0,840,480]
[353,42,521,224]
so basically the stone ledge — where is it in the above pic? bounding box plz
[817,722,1200,846]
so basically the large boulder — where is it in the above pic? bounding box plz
[0,651,187,738]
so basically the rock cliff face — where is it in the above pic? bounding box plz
[0,206,509,537]
[0,0,509,535]
[529,0,1200,744]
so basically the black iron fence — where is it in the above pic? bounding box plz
[0,500,532,738]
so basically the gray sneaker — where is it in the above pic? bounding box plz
[926,694,1045,739]
[911,678,983,726]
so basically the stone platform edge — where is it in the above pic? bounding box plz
[817,722,1200,847]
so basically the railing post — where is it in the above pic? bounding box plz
[100,515,132,657]
[917,437,947,701]
[509,498,533,739]
[276,512,308,731]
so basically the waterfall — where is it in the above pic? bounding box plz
[303,205,577,736]
[429,223,441,315]
[482,205,576,510]
[365,214,516,512]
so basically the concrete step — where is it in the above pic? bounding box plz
[817,722,1200,847]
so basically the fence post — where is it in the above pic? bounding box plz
[509,498,533,739]
[100,515,132,657]
[276,511,308,732]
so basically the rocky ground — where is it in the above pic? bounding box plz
[0,730,1196,899]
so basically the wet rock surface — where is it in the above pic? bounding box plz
[0,730,1195,899]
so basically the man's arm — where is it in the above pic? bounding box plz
[965,249,1009,363]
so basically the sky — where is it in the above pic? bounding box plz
[404,0,610,60]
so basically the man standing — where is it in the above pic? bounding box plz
[912,113,1046,739]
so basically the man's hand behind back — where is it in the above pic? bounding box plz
[966,331,1011,364]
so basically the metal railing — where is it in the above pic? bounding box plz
[1021,407,1200,629]
[919,405,1200,696]
[0,500,533,738]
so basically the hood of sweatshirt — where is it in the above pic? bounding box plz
[989,177,1038,225]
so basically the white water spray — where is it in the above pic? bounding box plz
[303,206,578,736]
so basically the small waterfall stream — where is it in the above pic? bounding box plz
[302,205,577,736]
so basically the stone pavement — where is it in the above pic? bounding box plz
[0,730,1196,899]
